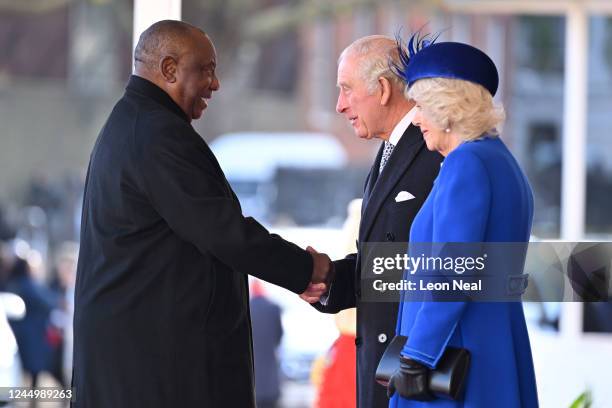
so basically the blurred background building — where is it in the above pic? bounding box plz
[1,0,611,407]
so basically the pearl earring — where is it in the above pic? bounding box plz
[445,128,451,133]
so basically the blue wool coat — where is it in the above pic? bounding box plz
[392,137,539,408]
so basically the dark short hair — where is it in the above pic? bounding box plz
[134,20,204,68]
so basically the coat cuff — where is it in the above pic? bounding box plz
[400,321,459,369]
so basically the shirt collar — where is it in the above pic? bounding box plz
[388,107,417,146]
[125,75,190,123]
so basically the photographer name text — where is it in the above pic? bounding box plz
[373,279,482,292]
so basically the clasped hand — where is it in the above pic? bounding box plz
[299,246,334,303]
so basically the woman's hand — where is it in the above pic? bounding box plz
[387,356,434,401]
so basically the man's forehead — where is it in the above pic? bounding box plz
[337,55,359,84]
[188,33,216,62]
[200,32,215,52]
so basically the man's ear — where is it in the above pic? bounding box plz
[160,56,178,83]
[379,77,392,106]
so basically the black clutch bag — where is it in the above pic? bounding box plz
[375,335,470,400]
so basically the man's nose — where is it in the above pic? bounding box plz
[211,76,220,91]
[336,94,346,114]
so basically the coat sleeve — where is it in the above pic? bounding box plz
[137,123,312,295]
[312,254,357,314]
[401,148,491,368]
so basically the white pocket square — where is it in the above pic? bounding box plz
[395,191,415,202]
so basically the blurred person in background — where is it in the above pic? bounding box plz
[301,35,442,408]
[250,279,283,408]
[22,173,85,249]
[0,204,13,240]
[48,241,79,386]
[0,246,10,292]
[0,206,16,290]
[387,36,538,407]
[4,247,64,391]
[24,173,62,217]
[73,20,332,408]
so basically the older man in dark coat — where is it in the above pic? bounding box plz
[72,20,330,408]
[302,36,442,408]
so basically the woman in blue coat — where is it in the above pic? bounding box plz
[387,37,539,407]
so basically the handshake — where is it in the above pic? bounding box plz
[301,246,334,304]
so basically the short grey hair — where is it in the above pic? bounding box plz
[134,20,204,70]
[338,35,406,94]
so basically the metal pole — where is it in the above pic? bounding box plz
[561,2,587,241]
[560,1,588,337]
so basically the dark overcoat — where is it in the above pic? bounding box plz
[72,75,312,408]
[315,125,442,408]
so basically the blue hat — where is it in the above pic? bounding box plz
[394,33,499,96]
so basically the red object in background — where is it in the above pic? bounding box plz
[316,334,357,408]
[250,278,266,298]
[45,325,63,348]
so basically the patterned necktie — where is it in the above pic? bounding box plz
[379,141,395,174]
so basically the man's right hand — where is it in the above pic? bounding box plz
[299,246,334,303]
[309,248,333,285]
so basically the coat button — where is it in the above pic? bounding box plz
[378,333,388,343]
[386,232,395,241]
[355,337,363,346]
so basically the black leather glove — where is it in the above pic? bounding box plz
[387,355,434,401]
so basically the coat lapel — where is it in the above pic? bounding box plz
[361,144,384,218]
[359,125,425,242]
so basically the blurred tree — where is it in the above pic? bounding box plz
[0,0,132,83]
[1,0,426,82]
[0,0,71,14]
[185,0,423,73]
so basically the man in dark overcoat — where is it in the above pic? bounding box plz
[72,20,330,408]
